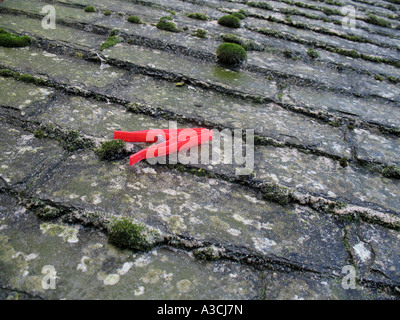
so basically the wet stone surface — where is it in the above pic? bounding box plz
[0,194,263,299]
[0,0,400,300]
[0,123,65,190]
[29,151,349,273]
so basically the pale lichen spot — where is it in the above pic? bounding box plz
[40,223,79,244]
[353,242,371,263]
[176,279,194,293]
[252,237,277,255]
[117,262,133,275]
[133,255,152,267]
[227,228,241,236]
[77,256,91,272]
[103,274,120,286]
[134,286,145,296]
[25,253,38,261]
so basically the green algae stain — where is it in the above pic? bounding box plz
[40,223,79,243]
[212,66,244,82]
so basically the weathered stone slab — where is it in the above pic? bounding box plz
[355,128,400,166]
[31,151,349,273]
[0,194,262,299]
[285,85,400,129]
[0,47,126,90]
[0,14,105,50]
[0,123,65,189]
[254,146,400,213]
[345,221,400,288]
[1,193,392,299]
[33,94,171,138]
[111,74,351,157]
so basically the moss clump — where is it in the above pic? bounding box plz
[109,29,120,36]
[322,7,341,16]
[16,74,35,83]
[382,165,400,179]
[63,130,94,152]
[0,30,31,48]
[103,10,112,16]
[84,6,96,13]
[365,14,392,28]
[216,42,247,65]
[221,33,243,45]
[34,128,47,139]
[187,12,209,20]
[156,17,179,32]
[100,35,122,51]
[248,2,273,10]
[127,15,141,24]
[221,34,262,52]
[231,12,246,20]
[192,28,207,38]
[374,74,384,81]
[160,16,173,21]
[0,69,16,77]
[35,124,93,152]
[108,217,154,251]
[95,139,127,160]
[218,15,241,28]
[335,48,361,59]
[244,39,263,51]
[307,48,319,59]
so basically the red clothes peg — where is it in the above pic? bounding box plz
[114,128,213,166]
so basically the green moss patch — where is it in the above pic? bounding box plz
[382,165,400,179]
[0,29,30,48]
[365,14,392,28]
[107,217,158,251]
[100,35,122,51]
[187,12,209,21]
[0,69,16,77]
[193,246,222,261]
[307,48,319,59]
[156,17,179,32]
[218,15,241,28]
[34,124,94,152]
[24,198,67,220]
[221,34,262,51]
[216,42,247,65]
[248,2,273,10]
[95,139,127,161]
[221,33,243,45]
[84,6,96,13]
